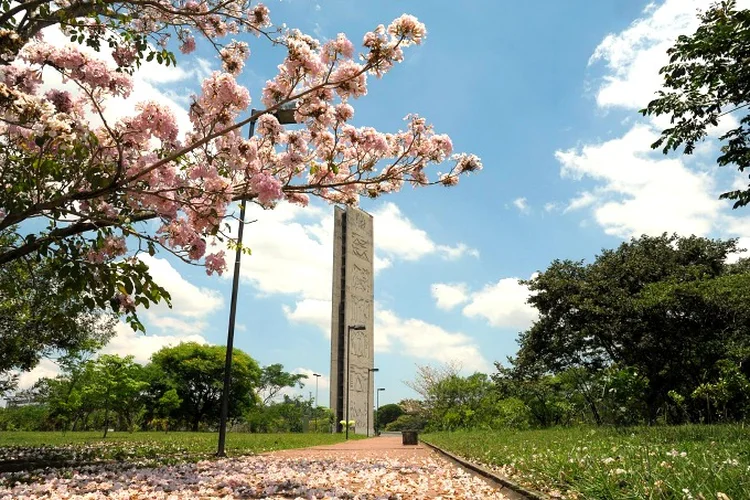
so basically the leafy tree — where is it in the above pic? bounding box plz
[83,355,148,437]
[149,342,261,431]
[515,234,750,422]
[0,240,116,373]
[427,373,497,430]
[404,362,462,400]
[385,414,427,432]
[375,403,404,430]
[1,0,482,330]
[257,364,307,405]
[493,363,569,427]
[642,0,750,208]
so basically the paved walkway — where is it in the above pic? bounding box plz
[263,435,515,499]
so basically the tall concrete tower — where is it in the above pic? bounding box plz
[329,206,375,436]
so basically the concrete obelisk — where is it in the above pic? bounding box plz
[329,206,375,436]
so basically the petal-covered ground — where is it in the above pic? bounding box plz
[0,454,509,499]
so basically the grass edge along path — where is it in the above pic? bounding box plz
[420,437,548,500]
[422,425,750,500]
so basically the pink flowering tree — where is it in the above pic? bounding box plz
[0,1,482,331]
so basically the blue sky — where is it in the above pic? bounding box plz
[23,0,750,407]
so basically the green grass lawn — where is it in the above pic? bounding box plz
[423,425,750,500]
[0,431,359,467]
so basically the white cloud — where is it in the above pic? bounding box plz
[462,277,537,331]
[431,283,469,310]
[544,202,560,213]
[727,236,750,263]
[101,322,209,365]
[271,368,329,405]
[282,298,488,372]
[296,368,329,392]
[139,255,223,318]
[561,0,750,249]
[283,299,331,335]
[17,359,61,390]
[512,197,530,214]
[557,124,724,238]
[564,191,597,213]
[234,203,334,301]
[375,309,489,372]
[590,0,750,112]
[372,203,478,261]
[590,0,708,110]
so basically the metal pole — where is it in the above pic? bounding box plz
[217,113,258,457]
[366,369,370,437]
[345,326,351,440]
[376,389,381,434]
[313,373,320,433]
[365,368,378,437]
[216,200,245,457]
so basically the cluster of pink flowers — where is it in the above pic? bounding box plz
[21,41,134,98]
[220,40,250,75]
[1,0,482,318]
[86,236,128,264]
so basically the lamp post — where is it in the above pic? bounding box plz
[366,367,379,437]
[217,106,297,457]
[345,324,366,440]
[313,373,321,432]
[376,387,385,434]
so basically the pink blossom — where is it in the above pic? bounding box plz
[112,45,138,67]
[388,14,427,46]
[334,103,354,122]
[455,153,483,173]
[44,89,73,113]
[321,33,355,64]
[330,61,367,99]
[115,293,136,312]
[251,171,284,206]
[180,34,197,54]
[220,40,250,76]
[205,251,226,275]
[0,64,41,93]
[251,3,272,28]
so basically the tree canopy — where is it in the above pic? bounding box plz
[642,0,750,208]
[149,342,261,431]
[0,237,115,373]
[0,0,482,333]
[514,234,750,422]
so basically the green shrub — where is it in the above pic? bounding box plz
[385,414,426,431]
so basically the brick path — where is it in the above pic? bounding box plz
[263,434,515,499]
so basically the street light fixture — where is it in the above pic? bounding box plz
[217,107,298,457]
[366,368,379,437]
[345,324,366,440]
[376,387,385,435]
[313,373,321,432]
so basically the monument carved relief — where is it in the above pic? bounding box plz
[351,296,372,323]
[351,234,371,262]
[350,370,368,393]
[351,263,371,295]
[350,333,369,360]
[349,210,368,232]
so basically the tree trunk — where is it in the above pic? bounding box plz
[102,406,110,438]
